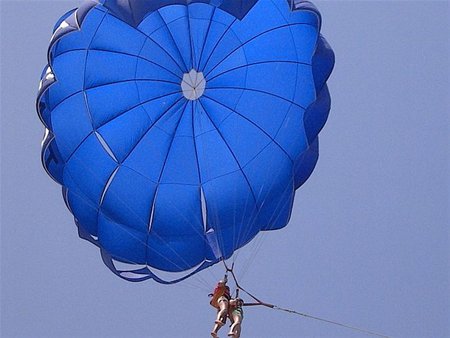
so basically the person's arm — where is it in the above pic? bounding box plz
[210,285,221,308]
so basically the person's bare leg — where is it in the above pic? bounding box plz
[228,313,242,337]
[211,318,223,337]
[215,298,228,324]
[212,299,227,337]
[235,321,241,338]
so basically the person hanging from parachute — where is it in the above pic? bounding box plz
[209,267,245,338]
[209,276,231,337]
[227,290,244,338]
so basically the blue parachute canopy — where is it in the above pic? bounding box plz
[37,0,334,283]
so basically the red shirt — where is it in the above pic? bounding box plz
[210,284,230,308]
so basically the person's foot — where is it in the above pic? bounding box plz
[211,332,218,338]
[228,331,235,337]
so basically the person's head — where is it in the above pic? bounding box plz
[218,279,226,286]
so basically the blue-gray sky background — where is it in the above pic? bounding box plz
[1,1,449,337]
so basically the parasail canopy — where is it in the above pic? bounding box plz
[37,0,334,283]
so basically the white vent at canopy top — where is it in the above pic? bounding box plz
[181,69,206,100]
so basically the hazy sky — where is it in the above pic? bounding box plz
[1,1,449,337]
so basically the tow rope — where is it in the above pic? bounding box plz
[221,261,390,338]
